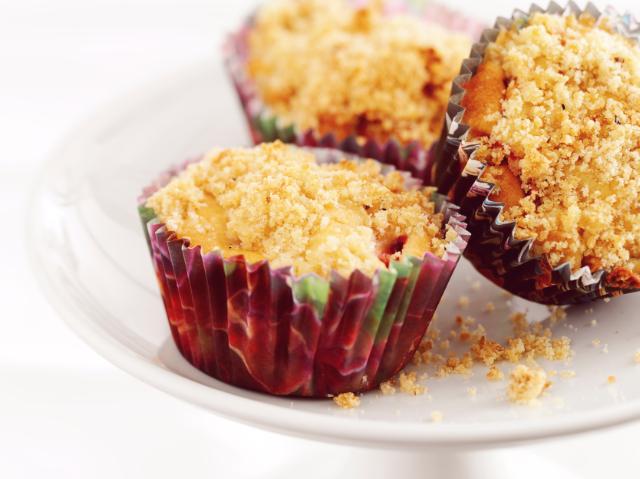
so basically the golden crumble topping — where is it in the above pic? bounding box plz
[507,364,549,404]
[333,392,361,408]
[464,13,640,277]
[248,0,471,146]
[146,142,446,278]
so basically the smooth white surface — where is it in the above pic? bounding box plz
[3,0,640,477]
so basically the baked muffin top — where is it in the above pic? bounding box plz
[463,12,640,277]
[145,142,448,278]
[247,0,471,147]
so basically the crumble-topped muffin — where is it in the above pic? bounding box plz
[462,12,640,283]
[145,142,447,278]
[246,0,471,147]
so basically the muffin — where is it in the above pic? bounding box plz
[433,4,640,304]
[139,142,468,396]
[224,0,480,182]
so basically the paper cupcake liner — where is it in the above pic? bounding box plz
[432,2,640,305]
[223,1,485,183]
[138,148,469,397]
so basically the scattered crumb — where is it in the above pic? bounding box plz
[560,370,576,379]
[471,281,482,291]
[602,343,609,354]
[333,392,360,409]
[457,295,470,309]
[379,380,396,395]
[439,340,450,351]
[591,319,597,327]
[467,386,477,398]
[471,337,504,366]
[548,306,567,324]
[398,371,425,396]
[635,350,640,364]
[430,410,444,423]
[483,301,496,313]
[592,339,601,347]
[507,365,549,405]
[607,375,617,384]
[486,365,504,381]
[428,327,440,341]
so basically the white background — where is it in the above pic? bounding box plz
[2,0,640,477]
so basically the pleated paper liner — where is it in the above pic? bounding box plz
[139,147,469,397]
[223,1,485,184]
[432,2,640,305]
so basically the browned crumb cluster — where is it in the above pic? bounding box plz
[486,365,504,381]
[247,0,471,146]
[398,371,426,396]
[413,309,572,381]
[333,392,361,409]
[403,305,574,405]
[146,142,446,278]
[379,380,396,395]
[507,365,550,405]
[466,13,640,275]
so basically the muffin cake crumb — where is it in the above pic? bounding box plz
[379,380,396,395]
[457,295,470,309]
[607,375,617,384]
[486,365,504,381]
[483,302,495,313]
[507,365,548,405]
[333,392,360,409]
[398,371,425,396]
[430,410,444,423]
[635,350,640,364]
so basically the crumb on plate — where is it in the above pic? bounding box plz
[507,365,549,405]
[333,392,360,409]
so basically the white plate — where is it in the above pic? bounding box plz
[28,60,640,449]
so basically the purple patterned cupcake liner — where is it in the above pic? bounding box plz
[432,2,640,304]
[139,147,470,397]
[223,1,486,183]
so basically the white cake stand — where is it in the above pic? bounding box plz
[28,61,640,478]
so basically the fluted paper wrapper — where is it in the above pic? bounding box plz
[223,2,485,183]
[139,148,469,397]
[432,2,640,305]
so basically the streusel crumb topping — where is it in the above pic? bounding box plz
[146,142,446,278]
[470,13,640,273]
[248,0,471,146]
